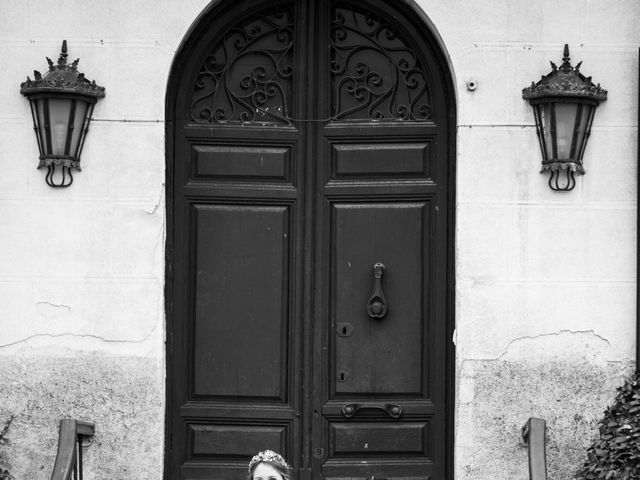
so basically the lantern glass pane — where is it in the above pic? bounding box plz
[49,98,72,156]
[554,103,578,160]
[539,104,554,159]
[36,99,50,154]
[29,100,43,156]
[573,105,593,161]
[76,103,95,159]
[70,100,89,158]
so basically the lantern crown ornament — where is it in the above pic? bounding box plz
[522,44,607,191]
[20,40,105,187]
[21,40,105,99]
[522,44,607,102]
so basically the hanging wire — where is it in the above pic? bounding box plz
[250,105,338,124]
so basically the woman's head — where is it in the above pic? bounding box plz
[248,450,291,480]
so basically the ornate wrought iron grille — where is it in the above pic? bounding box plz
[190,5,294,124]
[330,2,433,121]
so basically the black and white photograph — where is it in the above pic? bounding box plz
[0,1,639,480]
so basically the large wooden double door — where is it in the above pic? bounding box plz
[166,1,454,480]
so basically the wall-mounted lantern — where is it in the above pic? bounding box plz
[20,40,105,187]
[522,44,607,191]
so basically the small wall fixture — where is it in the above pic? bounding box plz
[522,44,607,191]
[20,40,105,187]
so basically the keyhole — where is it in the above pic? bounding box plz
[340,372,345,381]
[342,326,347,335]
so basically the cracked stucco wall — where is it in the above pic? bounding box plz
[0,0,212,478]
[0,1,638,480]
[430,0,640,478]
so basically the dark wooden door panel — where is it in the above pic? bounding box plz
[330,422,427,454]
[186,422,288,457]
[332,202,428,396]
[193,204,291,400]
[192,145,292,181]
[330,141,434,180]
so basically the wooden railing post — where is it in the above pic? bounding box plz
[522,417,548,480]
[50,419,95,480]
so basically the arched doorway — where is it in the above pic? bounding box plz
[165,1,456,479]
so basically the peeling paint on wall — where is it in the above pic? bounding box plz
[145,183,165,215]
[36,302,72,315]
[495,330,611,360]
[0,328,159,353]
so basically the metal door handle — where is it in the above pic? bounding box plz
[341,402,403,419]
[367,262,387,319]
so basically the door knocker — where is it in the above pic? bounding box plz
[366,262,388,319]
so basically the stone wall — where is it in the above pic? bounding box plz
[0,356,164,479]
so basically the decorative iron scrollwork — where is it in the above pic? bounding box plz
[330,2,433,121]
[190,5,294,125]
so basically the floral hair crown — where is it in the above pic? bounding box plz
[248,450,290,473]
